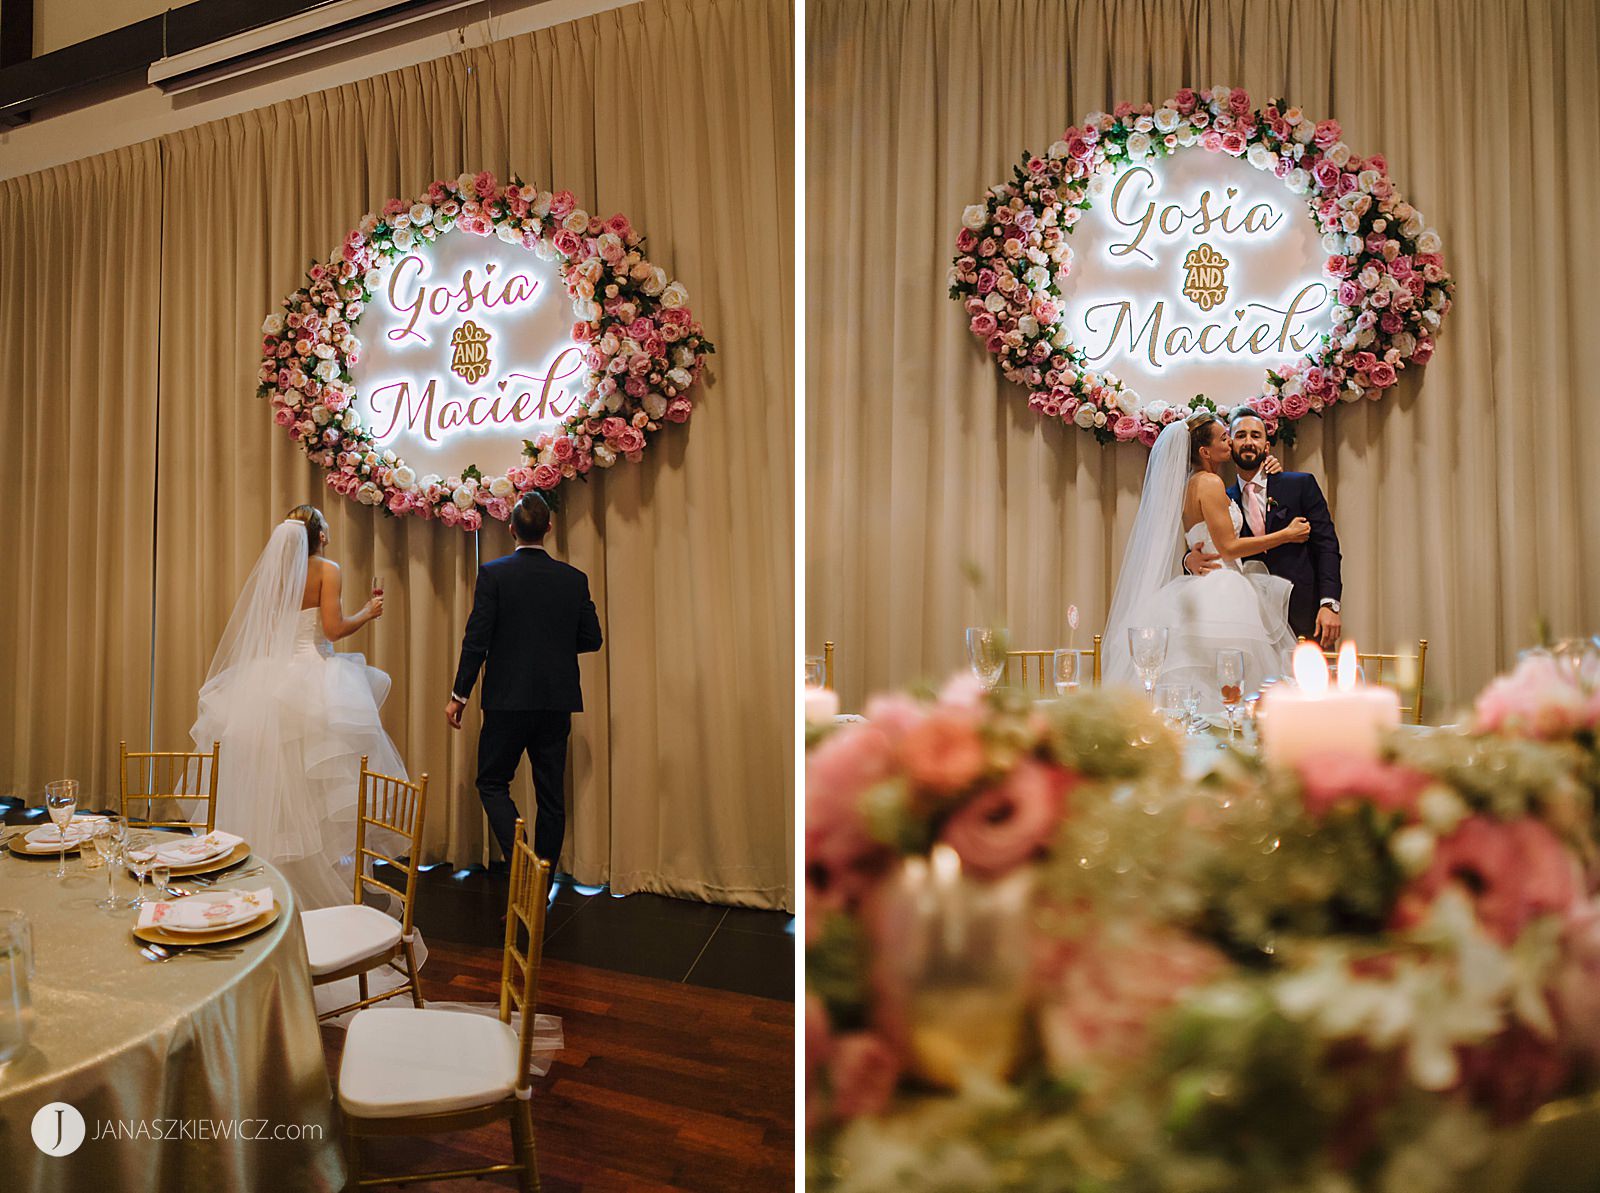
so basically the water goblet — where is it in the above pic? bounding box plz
[1217,650,1245,742]
[151,861,172,901]
[126,837,157,909]
[1154,682,1189,733]
[803,655,826,689]
[92,823,123,909]
[1128,627,1169,701]
[43,780,78,879]
[1050,649,1080,697]
[1182,683,1203,734]
[965,628,1007,692]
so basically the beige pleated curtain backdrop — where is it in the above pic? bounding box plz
[2,0,794,910]
[806,0,1600,718]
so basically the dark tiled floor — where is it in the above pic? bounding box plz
[403,863,796,1002]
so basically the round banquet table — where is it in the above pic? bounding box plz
[0,842,343,1190]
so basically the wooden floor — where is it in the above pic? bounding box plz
[323,938,795,1192]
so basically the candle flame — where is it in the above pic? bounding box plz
[1337,641,1358,691]
[931,843,962,885]
[1294,642,1328,694]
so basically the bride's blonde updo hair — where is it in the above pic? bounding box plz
[1187,411,1223,468]
[284,505,328,556]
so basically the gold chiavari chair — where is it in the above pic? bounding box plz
[1318,639,1429,725]
[119,739,220,834]
[1005,635,1103,693]
[303,758,428,1021]
[338,818,551,1191]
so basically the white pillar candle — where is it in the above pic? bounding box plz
[1261,642,1401,769]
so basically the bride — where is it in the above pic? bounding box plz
[190,505,405,910]
[1103,413,1306,710]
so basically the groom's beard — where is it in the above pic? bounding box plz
[1232,448,1264,473]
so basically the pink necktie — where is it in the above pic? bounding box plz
[1245,480,1266,537]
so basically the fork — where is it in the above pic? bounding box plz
[139,944,244,963]
[185,865,265,888]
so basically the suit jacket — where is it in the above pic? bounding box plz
[451,547,603,712]
[1227,471,1342,639]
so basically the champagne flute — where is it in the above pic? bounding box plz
[965,628,1007,692]
[43,780,78,879]
[371,574,384,597]
[1217,649,1245,743]
[1050,649,1080,697]
[126,835,156,909]
[1128,627,1169,701]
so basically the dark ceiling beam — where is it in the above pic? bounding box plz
[1,0,34,68]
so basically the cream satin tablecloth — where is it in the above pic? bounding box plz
[0,846,342,1189]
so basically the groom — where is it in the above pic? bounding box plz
[1185,410,1344,648]
[447,493,603,868]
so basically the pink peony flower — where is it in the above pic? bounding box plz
[665,398,693,423]
[438,502,462,527]
[1034,919,1226,1076]
[1473,656,1591,740]
[807,727,897,904]
[940,760,1074,878]
[460,508,482,531]
[970,312,999,338]
[1393,816,1582,945]
[900,708,986,796]
[1228,89,1252,116]
[531,463,561,490]
[1312,119,1342,148]
[1112,414,1139,441]
[1295,752,1430,820]
[1369,361,1398,388]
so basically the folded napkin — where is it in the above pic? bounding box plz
[152,830,244,866]
[138,887,274,932]
[25,815,108,846]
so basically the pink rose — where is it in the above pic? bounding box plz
[970,312,999,338]
[485,497,511,522]
[1295,752,1430,820]
[1369,361,1398,388]
[1473,656,1590,740]
[827,1033,899,1121]
[551,436,574,462]
[1136,422,1159,447]
[1312,119,1342,148]
[899,708,985,796]
[1337,280,1362,307]
[615,426,646,454]
[1281,391,1312,420]
[807,727,896,903]
[385,490,410,514]
[956,228,978,253]
[1200,130,1224,154]
[1253,395,1282,421]
[438,502,462,527]
[665,398,693,423]
[273,406,295,427]
[1112,414,1139,441]
[605,213,631,237]
[531,463,561,490]
[1393,817,1581,946]
[549,190,576,218]
[552,230,582,258]
[1312,158,1342,191]
[1173,88,1198,114]
[940,761,1074,879]
[1228,89,1252,116]
[459,508,482,531]
[1412,336,1435,364]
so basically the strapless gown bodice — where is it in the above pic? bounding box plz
[293,606,335,658]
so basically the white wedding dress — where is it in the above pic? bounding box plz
[1103,422,1298,713]
[190,522,408,911]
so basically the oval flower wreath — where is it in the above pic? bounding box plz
[949,88,1452,445]
[258,171,714,527]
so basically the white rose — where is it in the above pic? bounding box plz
[357,483,384,506]
[1125,131,1152,160]
[1024,265,1050,291]
[1340,211,1362,234]
[1145,400,1169,422]
[660,282,689,309]
[392,466,417,489]
[1284,168,1311,194]
[666,367,693,389]
[593,444,618,467]
[984,291,1007,313]
[1419,785,1467,832]
[1176,126,1199,147]
[533,240,558,262]
[1087,173,1112,200]
[1402,212,1425,238]
[393,227,415,251]
[1391,331,1416,358]
[562,210,589,233]
[1320,233,1344,255]
[1093,411,1108,428]
[1154,108,1180,134]
[452,486,476,510]
[456,172,476,194]
[489,476,515,499]
[315,359,337,381]
[673,346,696,368]
[1355,327,1375,348]
[1073,405,1097,429]
[643,393,668,419]
[1247,144,1275,172]
[642,267,667,296]
[314,343,335,360]
[1344,234,1364,255]
[409,204,433,225]
[1017,315,1039,339]
[496,224,519,243]
[343,409,361,431]
[1047,140,1070,160]
[1326,142,1351,168]
[1051,325,1071,350]
[961,204,989,231]
[1293,122,1315,144]
[284,388,305,409]
[262,313,286,335]
[392,213,412,229]
[1359,265,1382,289]
[363,270,381,290]
[603,390,624,413]
[576,299,602,321]
[1357,169,1381,193]
[1116,388,1139,416]
[532,191,553,218]
[1416,228,1442,254]
[420,474,442,489]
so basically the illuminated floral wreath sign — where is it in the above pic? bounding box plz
[950,88,1452,445]
[258,172,713,526]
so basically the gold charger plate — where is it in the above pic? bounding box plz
[163,840,252,876]
[9,835,86,856]
[133,903,281,947]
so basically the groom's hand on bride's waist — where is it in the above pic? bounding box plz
[1184,546,1222,576]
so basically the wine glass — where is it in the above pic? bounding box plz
[965,628,1007,692]
[1128,627,1169,700]
[1154,682,1188,732]
[92,822,124,909]
[1182,683,1203,735]
[1217,649,1245,742]
[126,835,157,909]
[43,780,78,879]
[803,655,826,689]
[371,574,384,597]
[1051,649,1080,697]
[151,861,172,901]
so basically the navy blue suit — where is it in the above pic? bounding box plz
[1227,471,1342,641]
[452,546,603,864]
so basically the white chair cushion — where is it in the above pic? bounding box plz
[302,904,403,977]
[339,1008,521,1118]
